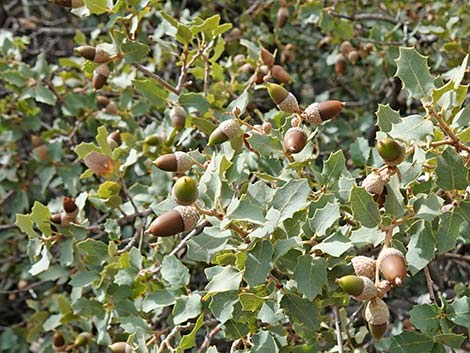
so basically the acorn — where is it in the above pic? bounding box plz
[339,41,354,56]
[376,138,405,166]
[336,275,364,296]
[362,171,385,195]
[107,130,121,149]
[259,48,275,68]
[347,50,359,64]
[304,100,344,124]
[377,247,407,286]
[146,206,199,237]
[365,298,389,340]
[172,176,198,205]
[154,151,193,173]
[83,151,114,176]
[170,105,187,131]
[109,342,133,353]
[271,65,291,83]
[97,95,110,108]
[144,135,162,146]
[74,332,93,347]
[262,121,272,134]
[50,0,84,7]
[277,6,289,28]
[50,213,63,225]
[376,280,392,298]
[63,196,78,220]
[267,83,299,113]
[75,45,110,63]
[353,276,377,301]
[284,127,307,154]
[351,256,376,280]
[53,331,66,352]
[92,63,109,90]
[233,54,246,66]
[207,119,241,146]
[105,101,119,114]
[335,54,346,75]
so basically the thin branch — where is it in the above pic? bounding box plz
[441,252,470,262]
[328,10,399,24]
[156,323,193,353]
[0,190,15,207]
[134,64,178,94]
[117,214,147,254]
[0,223,17,231]
[333,307,344,353]
[120,177,139,213]
[423,266,440,305]
[197,323,222,353]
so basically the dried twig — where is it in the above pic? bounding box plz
[333,307,344,353]
[197,323,222,353]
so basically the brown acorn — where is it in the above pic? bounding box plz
[347,50,359,64]
[376,138,405,166]
[146,206,199,237]
[362,171,385,195]
[109,342,133,353]
[339,41,354,56]
[92,63,109,90]
[365,298,389,340]
[105,101,119,114]
[351,256,376,280]
[97,95,110,108]
[271,65,291,83]
[304,100,344,124]
[335,53,346,75]
[50,0,84,8]
[284,127,307,154]
[53,331,66,352]
[83,151,114,177]
[259,48,275,68]
[50,213,63,225]
[170,105,187,131]
[63,196,78,220]
[75,45,110,63]
[107,130,121,149]
[74,332,92,347]
[377,247,407,286]
[154,151,193,172]
[277,6,289,28]
[207,119,241,146]
[262,121,272,134]
[267,83,299,113]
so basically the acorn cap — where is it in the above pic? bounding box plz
[83,151,114,176]
[93,64,109,90]
[271,65,291,83]
[377,247,407,286]
[172,176,198,205]
[259,48,275,67]
[74,332,92,347]
[277,92,299,113]
[353,276,378,301]
[376,280,392,298]
[277,6,289,28]
[267,83,289,105]
[362,171,385,195]
[340,41,354,55]
[109,342,133,353]
[53,331,65,348]
[170,106,187,131]
[75,45,96,61]
[284,127,307,154]
[146,206,199,237]
[351,256,376,279]
[208,119,240,146]
[336,275,364,296]
[304,103,322,125]
[348,50,359,64]
[376,138,405,166]
[365,298,390,325]
[93,48,110,63]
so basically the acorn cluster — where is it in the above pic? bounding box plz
[336,247,407,340]
[52,331,132,353]
[363,138,406,196]
[335,40,374,75]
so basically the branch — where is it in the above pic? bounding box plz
[197,323,222,353]
[134,64,178,94]
[423,265,440,305]
[120,177,139,213]
[117,214,147,254]
[328,10,399,24]
[333,307,344,353]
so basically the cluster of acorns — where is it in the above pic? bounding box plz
[362,138,406,195]
[335,40,374,75]
[336,247,407,339]
[52,331,132,353]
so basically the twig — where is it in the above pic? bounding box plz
[441,252,470,262]
[333,307,344,353]
[203,56,210,97]
[0,224,17,231]
[120,177,139,213]
[134,64,178,94]
[345,303,364,329]
[0,280,46,294]
[197,323,222,353]
[117,214,147,254]
[156,323,193,353]
[423,266,440,305]
[328,10,399,24]
[230,338,242,353]
[0,190,15,207]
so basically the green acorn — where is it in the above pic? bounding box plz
[92,63,109,90]
[284,127,307,154]
[336,275,364,296]
[154,151,193,172]
[170,105,187,131]
[146,206,199,237]
[144,135,162,146]
[376,138,405,166]
[75,45,110,63]
[74,332,92,347]
[172,176,198,205]
[49,0,84,7]
[365,298,389,340]
[266,83,299,113]
[207,119,241,146]
[109,342,133,353]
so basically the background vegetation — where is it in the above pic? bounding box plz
[0,1,469,352]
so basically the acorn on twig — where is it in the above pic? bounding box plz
[335,53,346,75]
[75,45,110,63]
[107,130,121,150]
[271,65,291,83]
[109,342,134,353]
[170,105,187,131]
[336,275,377,301]
[144,135,162,146]
[339,41,354,56]
[351,256,376,280]
[362,171,385,195]
[377,247,407,286]
[365,298,389,340]
[146,206,199,237]
[154,151,193,173]
[92,63,109,90]
[376,138,405,166]
[284,127,307,154]
[52,331,66,352]
[172,176,198,206]
[267,83,299,113]
[74,332,93,347]
[304,101,344,125]
[277,6,289,28]
[207,119,241,146]
[259,48,275,68]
